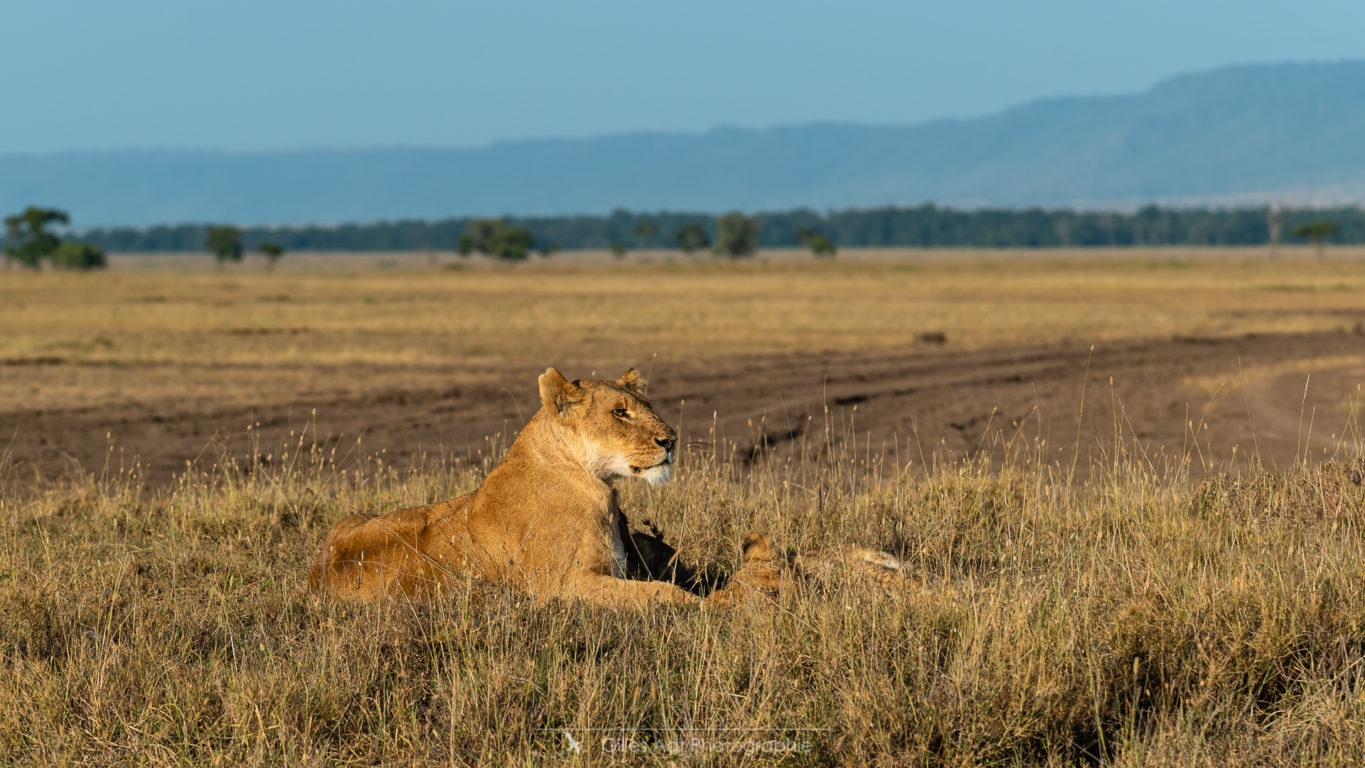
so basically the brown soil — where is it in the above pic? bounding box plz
[4,330,1361,488]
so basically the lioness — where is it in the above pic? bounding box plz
[309,367,785,606]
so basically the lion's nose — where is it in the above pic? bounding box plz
[656,437,676,452]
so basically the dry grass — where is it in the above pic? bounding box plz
[5,250,1365,764]
[2,420,1365,765]
[3,250,1365,411]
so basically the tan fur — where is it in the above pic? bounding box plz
[790,546,912,593]
[308,368,779,607]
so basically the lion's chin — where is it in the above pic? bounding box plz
[633,462,673,486]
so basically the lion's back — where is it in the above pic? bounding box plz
[308,494,474,598]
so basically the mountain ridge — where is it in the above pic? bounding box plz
[3,60,1362,226]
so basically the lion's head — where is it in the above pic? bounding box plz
[538,367,678,485]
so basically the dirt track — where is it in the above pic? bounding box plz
[4,328,1361,488]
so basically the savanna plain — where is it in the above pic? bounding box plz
[3,247,1365,766]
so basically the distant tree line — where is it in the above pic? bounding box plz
[9,203,1365,256]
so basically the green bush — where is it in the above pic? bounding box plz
[206,226,243,266]
[460,219,535,261]
[713,212,758,258]
[49,241,106,270]
[487,225,534,261]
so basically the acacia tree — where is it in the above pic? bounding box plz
[259,242,285,271]
[206,226,243,270]
[795,226,836,258]
[3,206,70,269]
[712,212,758,258]
[809,235,837,258]
[459,219,535,261]
[462,219,499,254]
[487,224,534,261]
[1290,220,1338,260]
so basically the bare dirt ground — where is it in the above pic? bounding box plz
[6,327,1360,487]
[4,252,1363,488]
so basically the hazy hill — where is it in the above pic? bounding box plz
[3,61,1363,226]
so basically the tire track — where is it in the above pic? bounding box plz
[3,330,1360,487]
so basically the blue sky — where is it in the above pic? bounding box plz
[4,0,1363,154]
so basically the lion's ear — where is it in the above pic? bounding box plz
[539,367,584,414]
[618,368,647,395]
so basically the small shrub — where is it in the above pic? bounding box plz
[50,241,106,270]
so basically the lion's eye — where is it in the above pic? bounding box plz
[612,408,630,419]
